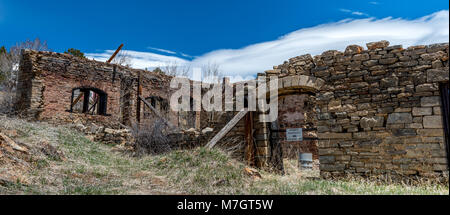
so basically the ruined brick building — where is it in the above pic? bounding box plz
[15,40,449,179]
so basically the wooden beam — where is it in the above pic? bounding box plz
[71,92,84,107]
[82,90,91,113]
[106,44,124,63]
[136,71,142,123]
[206,109,249,149]
[244,111,255,166]
[138,95,177,130]
[88,97,99,114]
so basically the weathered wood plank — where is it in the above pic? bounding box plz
[244,112,256,166]
[206,109,249,149]
[106,44,124,63]
[138,95,177,130]
[136,71,142,123]
[71,92,84,107]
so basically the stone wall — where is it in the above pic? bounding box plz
[264,40,449,178]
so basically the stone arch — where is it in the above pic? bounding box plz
[277,75,324,96]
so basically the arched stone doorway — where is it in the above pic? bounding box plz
[250,75,324,173]
[276,92,318,161]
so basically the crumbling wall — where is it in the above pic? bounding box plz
[134,71,180,127]
[265,41,449,178]
[15,50,198,145]
[17,50,126,125]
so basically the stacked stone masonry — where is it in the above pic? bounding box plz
[265,40,449,178]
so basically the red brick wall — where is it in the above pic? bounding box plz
[16,50,186,129]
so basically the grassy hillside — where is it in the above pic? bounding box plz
[0,115,448,195]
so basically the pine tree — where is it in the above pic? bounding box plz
[64,48,85,58]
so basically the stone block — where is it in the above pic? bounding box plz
[387,113,412,124]
[412,107,432,116]
[406,123,423,129]
[328,99,342,112]
[352,53,370,61]
[416,83,438,92]
[338,141,354,147]
[350,82,369,89]
[320,164,346,172]
[433,107,441,115]
[363,60,378,67]
[380,76,398,88]
[366,40,390,50]
[360,116,384,128]
[417,129,444,137]
[379,58,398,65]
[318,148,336,155]
[421,96,441,107]
[392,128,416,136]
[423,116,443,128]
[345,45,364,55]
[318,133,352,139]
[319,156,335,164]
[427,68,449,82]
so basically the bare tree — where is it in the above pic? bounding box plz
[0,38,49,113]
[162,61,191,77]
[202,61,222,83]
[111,50,132,67]
[0,53,14,112]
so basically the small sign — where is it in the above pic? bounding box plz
[286,128,303,141]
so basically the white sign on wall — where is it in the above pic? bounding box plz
[286,128,303,141]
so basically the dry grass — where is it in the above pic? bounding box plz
[150,149,449,195]
[0,115,175,194]
[1,115,448,195]
[247,161,449,195]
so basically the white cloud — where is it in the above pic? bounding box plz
[369,1,380,5]
[352,11,368,16]
[87,10,449,80]
[340,9,351,13]
[340,8,369,16]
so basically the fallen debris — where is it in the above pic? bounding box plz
[244,167,262,179]
[0,132,32,184]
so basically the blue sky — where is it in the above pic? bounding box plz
[0,0,449,79]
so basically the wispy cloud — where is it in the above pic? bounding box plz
[180,52,194,58]
[369,1,380,5]
[147,47,177,55]
[146,46,194,59]
[191,10,448,78]
[86,49,189,69]
[87,10,449,81]
[340,8,369,17]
